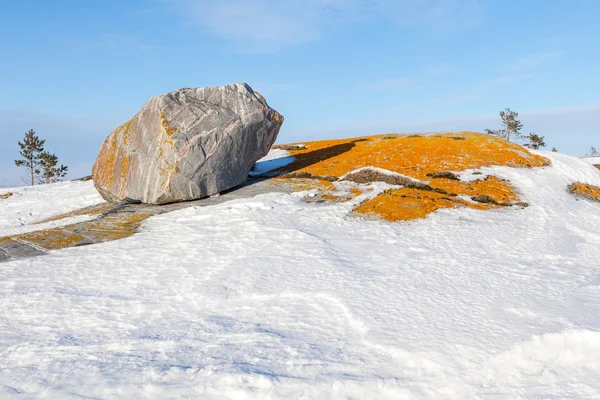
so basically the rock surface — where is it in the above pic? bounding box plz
[92,83,283,204]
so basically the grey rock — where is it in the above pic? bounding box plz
[92,83,283,204]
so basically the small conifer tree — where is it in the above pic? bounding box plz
[586,146,599,157]
[14,129,68,185]
[39,151,68,183]
[524,133,546,150]
[485,108,524,142]
[14,129,46,185]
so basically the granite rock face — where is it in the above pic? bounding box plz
[92,83,283,204]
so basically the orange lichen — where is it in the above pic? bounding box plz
[160,111,177,137]
[116,119,134,146]
[277,132,549,181]
[84,212,151,241]
[92,119,134,188]
[93,133,119,187]
[5,212,152,251]
[430,176,519,205]
[350,188,363,197]
[271,132,547,221]
[353,188,489,222]
[568,183,600,202]
[270,178,334,192]
[19,231,87,250]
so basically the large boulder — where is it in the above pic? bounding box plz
[92,83,283,204]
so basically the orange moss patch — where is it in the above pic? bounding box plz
[568,183,600,202]
[277,132,548,181]
[350,188,363,197]
[353,188,488,222]
[271,132,546,221]
[430,176,519,205]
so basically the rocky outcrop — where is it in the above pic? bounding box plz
[92,83,283,204]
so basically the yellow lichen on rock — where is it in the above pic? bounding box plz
[16,231,87,250]
[117,119,134,146]
[160,111,177,137]
[84,212,151,242]
[568,183,600,202]
[430,176,519,205]
[5,212,152,251]
[272,132,548,221]
[278,132,549,180]
[353,188,488,222]
[93,132,119,187]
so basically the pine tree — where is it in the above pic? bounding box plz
[485,108,524,142]
[14,129,46,185]
[39,151,68,183]
[524,133,546,150]
[586,146,599,157]
[551,147,558,152]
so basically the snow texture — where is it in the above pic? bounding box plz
[249,149,294,176]
[0,181,103,235]
[1,152,600,398]
[582,156,600,165]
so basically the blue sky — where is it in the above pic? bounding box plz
[1,0,599,186]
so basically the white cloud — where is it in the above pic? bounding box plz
[170,0,362,49]
[168,0,486,50]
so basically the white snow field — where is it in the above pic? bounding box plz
[1,151,600,399]
[0,181,103,234]
[582,156,600,165]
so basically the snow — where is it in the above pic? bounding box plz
[582,156,600,165]
[1,214,100,237]
[0,181,103,235]
[249,149,294,176]
[1,152,600,398]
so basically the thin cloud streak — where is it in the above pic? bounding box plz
[168,0,487,50]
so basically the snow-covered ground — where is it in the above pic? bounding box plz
[1,152,600,398]
[249,148,294,176]
[0,181,103,234]
[582,156,600,165]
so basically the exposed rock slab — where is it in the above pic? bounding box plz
[92,83,283,204]
[0,178,293,262]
